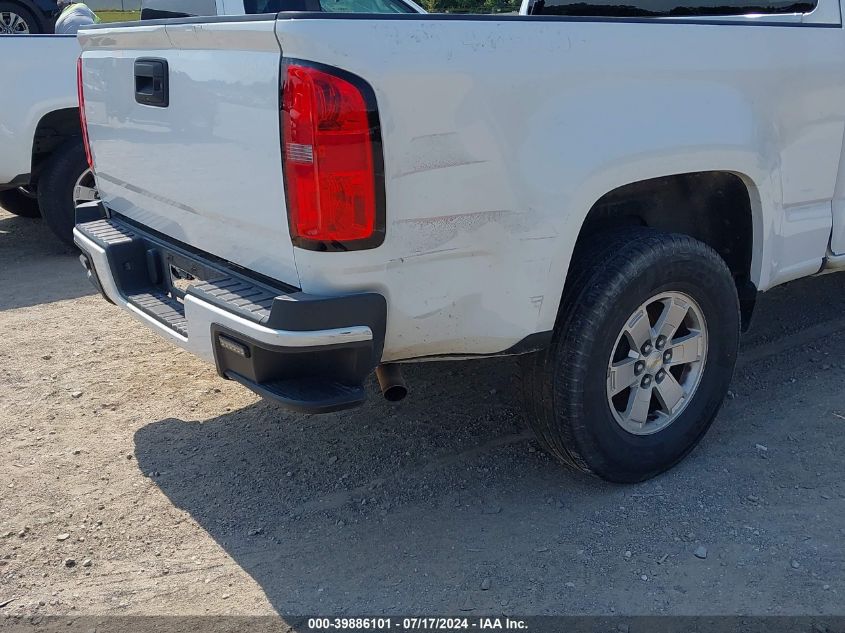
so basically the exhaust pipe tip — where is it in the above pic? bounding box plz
[382,383,408,402]
[375,363,408,402]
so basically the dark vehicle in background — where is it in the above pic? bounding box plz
[0,0,59,33]
[140,0,424,20]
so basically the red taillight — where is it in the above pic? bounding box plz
[281,62,384,250]
[77,57,93,170]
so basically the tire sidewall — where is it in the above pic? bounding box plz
[38,141,89,246]
[559,243,739,481]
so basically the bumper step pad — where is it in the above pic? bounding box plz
[188,278,277,325]
[125,291,189,337]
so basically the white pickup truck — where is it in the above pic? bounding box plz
[0,34,96,243]
[73,0,845,482]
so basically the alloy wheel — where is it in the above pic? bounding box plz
[0,11,31,33]
[606,291,708,435]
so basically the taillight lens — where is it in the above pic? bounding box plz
[77,57,93,170]
[281,62,384,250]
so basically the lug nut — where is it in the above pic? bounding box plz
[655,335,667,350]
[634,360,646,375]
[641,342,653,355]
[663,350,672,363]
[655,369,666,383]
[641,375,652,388]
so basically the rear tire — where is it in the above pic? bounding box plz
[37,140,94,247]
[520,227,740,482]
[0,2,41,33]
[0,188,40,218]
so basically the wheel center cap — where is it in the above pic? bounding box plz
[645,352,663,374]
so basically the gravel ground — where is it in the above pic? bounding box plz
[1,207,844,619]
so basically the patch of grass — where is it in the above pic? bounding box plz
[95,10,141,22]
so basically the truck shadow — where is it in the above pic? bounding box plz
[0,211,95,310]
[134,273,845,615]
[134,358,611,615]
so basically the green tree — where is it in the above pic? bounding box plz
[422,0,520,13]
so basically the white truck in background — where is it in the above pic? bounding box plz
[74,0,845,482]
[0,35,95,243]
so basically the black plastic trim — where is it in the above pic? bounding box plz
[77,217,296,329]
[113,212,299,293]
[268,291,387,363]
[276,11,836,25]
[140,8,196,20]
[134,58,169,108]
[0,173,31,191]
[211,323,376,413]
[500,330,554,355]
[280,58,387,252]
[77,252,114,305]
[82,12,276,28]
[80,10,837,27]
[391,330,553,362]
[267,291,386,331]
[75,200,107,224]
[224,371,367,413]
[737,277,758,331]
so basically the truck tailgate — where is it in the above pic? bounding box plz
[78,20,298,285]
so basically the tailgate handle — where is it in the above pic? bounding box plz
[134,58,169,107]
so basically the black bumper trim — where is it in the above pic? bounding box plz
[225,371,366,414]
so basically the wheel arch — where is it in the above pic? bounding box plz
[547,169,766,333]
[30,108,82,185]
